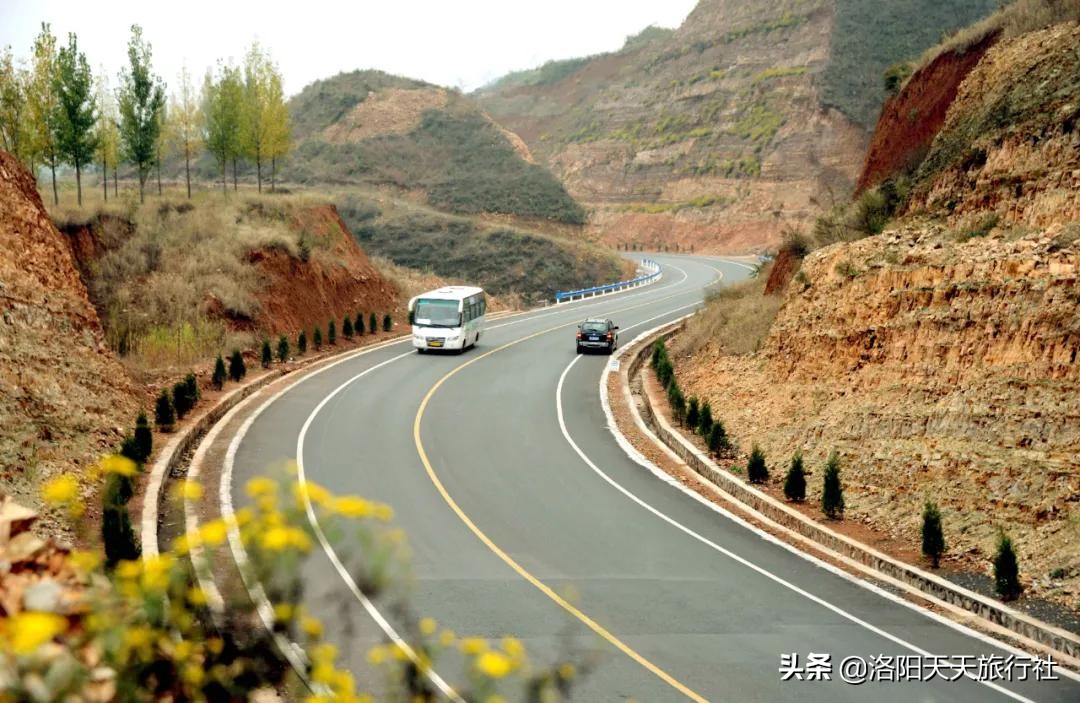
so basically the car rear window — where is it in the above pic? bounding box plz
[582,322,607,332]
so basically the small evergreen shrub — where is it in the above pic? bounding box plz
[298,330,307,355]
[102,504,140,568]
[313,327,323,350]
[656,357,675,389]
[355,313,365,336]
[119,435,142,466]
[277,335,289,363]
[261,340,273,368]
[922,501,946,568]
[328,320,337,345]
[383,313,392,332]
[783,452,806,502]
[343,317,354,338]
[746,445,768,484]
[707,423,729,457]
[369,313,377,335]
[685,397,700,430]
[212,355,227,390]
[821,452,845,519]
[172,381,192,419]
[668,384,686,424]
[134,412,153,463]
[994,533,1022,601]
[697,401,713,437]
[154,390,176,432]
[229,349,246,383]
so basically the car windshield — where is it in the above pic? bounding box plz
[414,299,460,327]
[581,321,608,333]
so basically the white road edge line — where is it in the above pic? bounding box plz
[553,315,1059,700]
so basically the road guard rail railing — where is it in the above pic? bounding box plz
[554,258,661,303]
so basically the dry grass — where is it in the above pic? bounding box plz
[914,0,1080,74]
[369,255,521,312]
[675,264,782,356]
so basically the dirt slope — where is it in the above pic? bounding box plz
[673,22,1080,607]
[0,152,137,527]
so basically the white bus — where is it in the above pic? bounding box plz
[408,286,487,353]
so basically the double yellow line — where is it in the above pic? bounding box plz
[412,291,709,702]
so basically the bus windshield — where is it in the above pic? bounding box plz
[413,299,461,327]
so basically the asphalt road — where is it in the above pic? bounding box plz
[226,254,1079,702]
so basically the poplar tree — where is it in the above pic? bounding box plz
[54,33,97,206]
[116,25,166,203]
[241,44,270,192]
[0,48,30,165]
[170,66,201,199]
[202,62,241,194]
[26,24,61,203]
[264,69,290,192]
[94,71,119,202]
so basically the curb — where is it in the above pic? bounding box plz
[140,335,410,558]
[621,325,1080,663]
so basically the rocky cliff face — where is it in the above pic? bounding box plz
[0,152,137,527]
[674,22,1080,606]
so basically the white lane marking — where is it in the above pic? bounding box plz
[553,340,1053,700]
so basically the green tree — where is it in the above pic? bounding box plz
[54,33,97,206]
[383,313,392,332]
[685,397,700,430]
[921,501,945,568]
[263,67,290,192]
[783,452,806,502]
[154,389,175,432]
[134,411,153,463]
[26,24,61,204]
[708,421,730,456]
[276,334,289,363]
[228,349,246,382]
[169,65,201,199]
[261,339,272,368]
[355,313,365,336]
[172,380,192,418]
[327,320,336,345]
[102,500,140,568]
[342,316,354,339]
[697,400,713,437]
[202,62,241,195]
[297,330,307,355]
[746,445,768,484]
[667,383,685,425]
[313,326,323,350]
[240,43,287,193]
[0,47,31,166]
[94,71,119,202]
[153,98,170,196]
[212,354,227,390]
[821,452,845,519]
[369,313,377,335]
[994,533,1021,601]
[116,25,166,203]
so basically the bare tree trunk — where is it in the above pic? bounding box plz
[75,161,82,207]
[102,160,108,201]
[138,167,145,204]
[113,165,118,196]
[156,149,162,196]
[221,160,227,196]
[232,157,238,192]
[50,160,58,206]
[256,150,262,193]
[271,155,275,193]
[184,144,191,199]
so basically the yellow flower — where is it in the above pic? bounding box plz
[199,519,228,547]
[122,626,155,661]
[373,503,395,522]
[419,617,437,636]
[460,637,488,655]
[475,651,513,679]
[558,663,576,680]
[172,534,192,555]
[181,663,205,686]
[6,612,66,654]
[366,645,387,665]
[273,603,294,622]
[68,549,101,573]
[293,480,331,506]
[312,662,335,685]
[312,643,338,664]
[486,697,508,703]
[259,526,310,552]
[234,507,254,526]
[332,496,373,518]
[175,479,204,501]
[42,474,79,506]
[115,560,142,580]
[390,643,409,661]
[501,636,525,660]
[187,587,208,606]
[100,454,138,477]
[141,555,174,592]
[438,629,455,647]
[302,616,324,639]
[246,476,278,497]
[207,637,224,655]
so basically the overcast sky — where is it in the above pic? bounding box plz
[1,0,697,95]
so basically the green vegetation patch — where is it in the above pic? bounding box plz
[821,0,999,127]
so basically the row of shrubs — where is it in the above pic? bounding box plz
[649,338,1024,600]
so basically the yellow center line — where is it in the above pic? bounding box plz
[412,287,711,703]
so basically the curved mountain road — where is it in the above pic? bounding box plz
[222,254,1078,702]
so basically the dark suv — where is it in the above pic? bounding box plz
[576,318,619,354]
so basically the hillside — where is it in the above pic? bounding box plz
[286,70,585,225]
[671,19,1080,607]
[476,0,998,253]
[0,152,138,532]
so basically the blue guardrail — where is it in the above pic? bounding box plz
[554,259,661,303]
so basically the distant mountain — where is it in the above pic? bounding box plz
[285,70,585,225]
[475,0,998,252]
